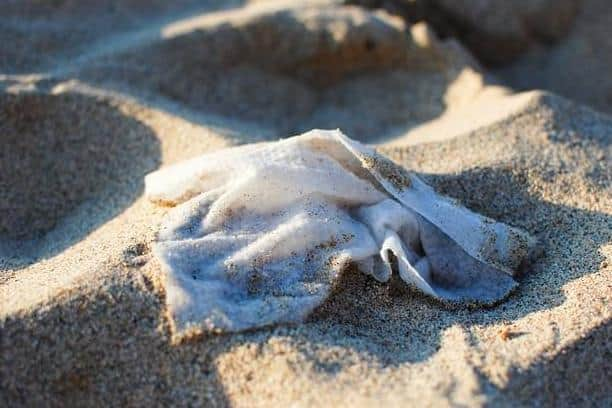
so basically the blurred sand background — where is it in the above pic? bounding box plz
[0,0,610,406]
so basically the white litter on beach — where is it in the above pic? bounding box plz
[145,129,536,334]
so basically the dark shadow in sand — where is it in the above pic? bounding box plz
[75,62,449,145]
[0,275,232,407]
[482,319,612,407]
[0,92,161,269]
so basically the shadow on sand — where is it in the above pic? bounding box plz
[0,92,161,269]
[484,319,611,407]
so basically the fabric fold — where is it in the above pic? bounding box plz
[145,129,537,335]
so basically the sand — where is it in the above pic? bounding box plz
[1,1,610,407]
[495,0,612,115]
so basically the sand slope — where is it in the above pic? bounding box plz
[497,0,612,115]
[1,1,610,407]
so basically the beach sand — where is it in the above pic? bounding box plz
[497,0,612,115]
[1,1,610,406]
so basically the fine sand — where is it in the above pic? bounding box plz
[1,1,610,407]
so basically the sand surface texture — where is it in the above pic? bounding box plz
[1,1,610,407]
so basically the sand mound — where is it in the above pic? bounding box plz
[77,2,497,141]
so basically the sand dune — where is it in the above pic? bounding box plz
[71,2,492,141]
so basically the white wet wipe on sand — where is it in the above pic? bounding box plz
[145,130,537,334]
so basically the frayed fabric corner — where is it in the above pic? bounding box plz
[145,129,537,335]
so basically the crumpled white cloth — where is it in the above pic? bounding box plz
[145,129,536,334]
